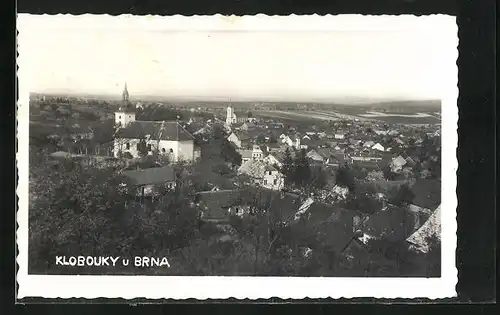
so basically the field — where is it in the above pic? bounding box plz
[254,109,441,125]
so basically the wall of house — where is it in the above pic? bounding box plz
[115,112,136,127]
[262,171,284,190]
[176,140,195,162]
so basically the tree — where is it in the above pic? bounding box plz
[247,111,253,118]
[389,184,415,206]
[137,139,149,157]
[310,166,327,190]
[269,135,278,144]
[293,149,311,188]
[366,170,385,182]
[335,165,356,192]
[382,164,396,181]
[281,148,295,188]
[256,134,266,144]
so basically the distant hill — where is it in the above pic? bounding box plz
[31,92,441,112]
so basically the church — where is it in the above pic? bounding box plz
[113,84,197,162]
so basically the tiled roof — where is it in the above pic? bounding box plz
[406,205,441,253]
[122,166,175,186]
[238,149,253,159]
[196,190,242,212]
[238,159,275,178]
[362,205,418,241]
[409,179,441,210]
[115,121,194,141]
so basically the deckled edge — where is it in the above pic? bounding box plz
[16,13,458,301]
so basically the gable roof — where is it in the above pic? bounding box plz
[115,121,195,141]
[409,180,441,210]
[238,159,280,178]
[237,149,253,159]
[122,166,175,186]
[362,205,420,242]
[406,205,441,253]
[392,155,407,167]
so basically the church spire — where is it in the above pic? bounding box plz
[122,82,129,102]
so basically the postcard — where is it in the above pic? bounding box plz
[17,14,458,299]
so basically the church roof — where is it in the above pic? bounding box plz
[115,121,195,141]
[116,105,136,113]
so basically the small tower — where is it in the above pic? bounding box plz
[226,106,233,126]
[122,82,129,102]
[115,83,135,128]
[225,103,237,126]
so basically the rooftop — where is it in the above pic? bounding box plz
[115,121,195,141]
[122,166,176,186]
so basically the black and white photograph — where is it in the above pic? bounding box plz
[17,14,458,299]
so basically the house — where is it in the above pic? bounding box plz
[113,85,196,162]
[122,165,176,199]
[374,130,389,136]
[363,140,375,148]
[356,204,424,243]
[240,122,256,132]
[306,149,324,163]
[251,145,264,161]
[238,149,253,163]
[334,133,345,140]
[280,133,301,149]
[409,179,441,210]
[372,143,385,152]
[266,142,281,153]
[406,205,441,253]
[238,160,284,190]
[316,148,345,167]
[390,155,407,172]
[395,137,405,146]
[69,124,94,141]
[263,153,283,168]
[195,190,247,222]
[227,132,242,148]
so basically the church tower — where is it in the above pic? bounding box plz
[122,82,129,102]
[225,103,237,126]
[115,82,136,128]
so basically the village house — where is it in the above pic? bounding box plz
[238,159,284,190]
[227,132,242,148]
[263,153,283,168]
[390,155,407,173]
[113,85,197,162]
[238,149,253,163]
[372,143,385,152]
[195,190,249,223]
[251,145,264,161]
[280,134,301,149]
[121,165,176,201]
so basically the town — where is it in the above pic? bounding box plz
[28,84,442,277]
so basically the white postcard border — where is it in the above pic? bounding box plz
[17,14,458,299]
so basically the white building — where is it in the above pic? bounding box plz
[372,143,385,152]
[227,132,242,148]
[238,159,284,190]
[113,84,196,162]
[226,106,237,126]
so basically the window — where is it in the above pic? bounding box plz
[268,171,272,175]
[162,148,166,153]
[125,142,130,150]
[118,115,121,119]
[169,148,173,153]
[273,179,277,185]
[264,180,268,185]
[136,143,140,150]
[147,144,152,151]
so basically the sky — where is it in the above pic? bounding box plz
[18,15,457,103]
